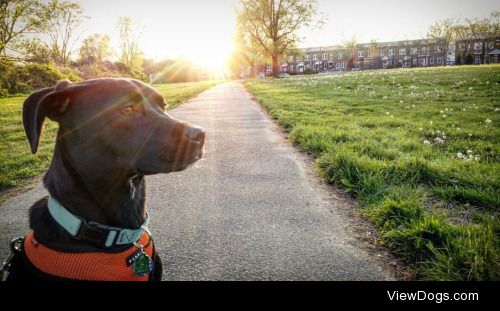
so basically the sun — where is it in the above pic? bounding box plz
[140,21,234,78]
[186,45,232,77]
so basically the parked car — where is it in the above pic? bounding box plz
[278,72,290,78]
[256,72,265,78]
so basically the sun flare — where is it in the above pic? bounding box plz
[131,1,236,77]
[184,43,233,75]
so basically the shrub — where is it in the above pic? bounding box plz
[302,69,316,75]
[0,61,84,96]
[0,88,8,97]
[24,63,64,89]
[58,66,82,82]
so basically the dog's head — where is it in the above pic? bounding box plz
[23,78,205,175]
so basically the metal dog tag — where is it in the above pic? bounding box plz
[133,245,152,276]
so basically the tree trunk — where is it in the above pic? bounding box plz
[249,61,255,77]
[272,54,279,77]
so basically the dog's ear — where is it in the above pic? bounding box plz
[23,80,74,154]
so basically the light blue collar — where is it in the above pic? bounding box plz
[47,196,149,248]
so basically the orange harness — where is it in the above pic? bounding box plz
[24,231,154,281]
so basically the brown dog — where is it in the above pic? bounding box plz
[2,78,205,281]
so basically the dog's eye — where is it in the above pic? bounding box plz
[120,106,134,116]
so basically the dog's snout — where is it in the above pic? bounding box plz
[186,126,205,142]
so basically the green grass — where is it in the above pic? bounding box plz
[245,65,500,280]
[0,79,223,193]
[153,80,224,110]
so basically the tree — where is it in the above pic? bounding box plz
[117,16,143,70]
[45,0,86,66]
[14,37,51,63]
[78,33,112,65]
[342,34,359,71]
[454,21,474,65]
[428,18,455,65]
[471,12,500,64]
[0,0,51,57]
[229,24,263,77]
[237,0,322,77]
[367,39,379,69]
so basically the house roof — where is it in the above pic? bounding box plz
[488,49,500,55]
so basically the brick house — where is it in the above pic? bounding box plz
[280,45,347,74]
[455,35,500,65]
[280,38,452,74]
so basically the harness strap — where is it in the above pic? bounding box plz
[24,232,153,281]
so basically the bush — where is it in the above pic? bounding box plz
[0,61,83,96]
[58,66,82,82]
[24,63,64,89]
[77,61,147,81]
[302,69,317,75]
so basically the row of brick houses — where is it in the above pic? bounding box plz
[259,37,500,75]
[455,36,500,65]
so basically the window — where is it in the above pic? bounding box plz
[322,53,328,60]
[412,58,418,65]
[357,50,364,58]
[266,64,271,72]
[338,53,343,59]
[288,55,294,62]
[435,46,441,53]
[305,54,310,61]
[329,54,334,60]
[437,57,443,65]
[399,48,406,56]
[379,50,385,57]
[296,55,301,61]
[421,46,428,54]
[411,47,418,55]
[336,62,345,69]
[388,49,395,56]
[313,54,318,60]
[429,57,434,65]
[474,42,482,50]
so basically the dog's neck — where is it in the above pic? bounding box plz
[42,138,146,229]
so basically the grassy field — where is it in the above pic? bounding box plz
[0,79,222,194]
[245,65,500,280]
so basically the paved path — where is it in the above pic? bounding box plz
[0,81,394,280]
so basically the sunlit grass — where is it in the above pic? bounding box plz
[0,80,223,194]
[154,80,224,109]
[245,65,500,280]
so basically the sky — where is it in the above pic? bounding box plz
[73,0,500,67]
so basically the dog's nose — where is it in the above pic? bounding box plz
[186,126,205,142]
